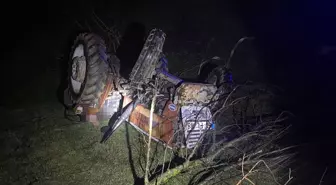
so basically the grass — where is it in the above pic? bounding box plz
[0,102,284,185]
[0,103,151,185]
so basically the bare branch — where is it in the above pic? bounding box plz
[226,37,254,69]
[319,167,328,185]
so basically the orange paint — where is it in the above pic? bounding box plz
[160,100,179,146]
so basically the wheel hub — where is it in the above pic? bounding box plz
[71,56,86,83]
[71,44,86,94]
[207,75,218,85]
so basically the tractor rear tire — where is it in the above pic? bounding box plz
[67,33,109,107]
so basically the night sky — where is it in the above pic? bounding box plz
[1,0,336,184]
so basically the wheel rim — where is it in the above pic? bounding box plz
[206,73,218,86]
[71,44,86,94]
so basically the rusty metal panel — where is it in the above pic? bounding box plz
[160,101,179,146]
[129,105,163,139]
[174,83,218,106]
[128,103,177,147]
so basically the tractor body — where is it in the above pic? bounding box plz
[64,28,227,148]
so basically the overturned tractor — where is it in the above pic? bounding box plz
[63,29,233,148]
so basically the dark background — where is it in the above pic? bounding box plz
[1,0,336,184]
